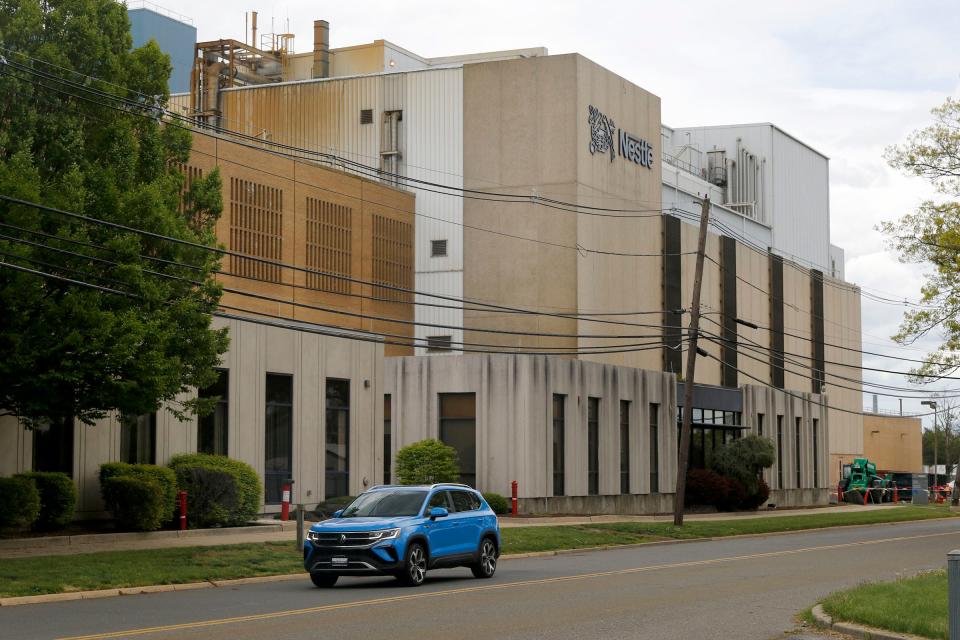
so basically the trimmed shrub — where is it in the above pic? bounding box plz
[685,469,746,512]
[0,476,41,530]
[395,439,460,485]
[101,476,166,531]
[99,463,177,522]
[178,467,239,528]
[168,454,261,526]
[710,435,776,496]
[483,492,509,515]
[740,477,771,510]
[15,472,76,530]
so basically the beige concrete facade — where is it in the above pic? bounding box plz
[0,316,387,515]
[386,354,677,499]
[462,54,663,371]
[862,413,923,473]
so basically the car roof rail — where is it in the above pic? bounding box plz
[430,483,473,489]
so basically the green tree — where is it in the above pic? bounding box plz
[0,0,228,428]
[395,439,460,485]
[710,434,775,496]
[882,97,960,379]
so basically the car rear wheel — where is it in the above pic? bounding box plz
[471,538,497,579]
[310,572,338,588]
[398,542,427,586]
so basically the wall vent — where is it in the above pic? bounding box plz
[360,109,373,124]
[427,335,453,352]
[431,239,447,257]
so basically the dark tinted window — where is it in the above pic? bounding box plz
[340,490,427,517]
[439,393,476,486]
[198,369,228,456]
[450,490,478,512]
[265,374,293,504]
[428,490,451,511]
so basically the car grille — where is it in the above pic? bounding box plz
[309,531,383,547]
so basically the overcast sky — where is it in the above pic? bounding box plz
[153,0,960,421]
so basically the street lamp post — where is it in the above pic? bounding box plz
[922,401,939,489]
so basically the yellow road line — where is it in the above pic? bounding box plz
[59,528,960,640]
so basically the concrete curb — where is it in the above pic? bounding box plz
[811,603,931,640]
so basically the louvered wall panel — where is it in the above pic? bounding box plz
[229,176,283,283]
[305,197,352,294]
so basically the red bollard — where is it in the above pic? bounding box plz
[281,481,292,521]
[511,480,518,517]
[178,490,187,530]
[894,485,899,504]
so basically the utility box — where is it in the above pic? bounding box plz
[912,474,929,505]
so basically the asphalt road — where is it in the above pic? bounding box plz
[3,518,959,640]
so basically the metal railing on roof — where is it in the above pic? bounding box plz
[127,0,194,25]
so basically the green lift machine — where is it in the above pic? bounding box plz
[840,458,894,503]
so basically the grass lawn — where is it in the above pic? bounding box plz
[0,542,303,598]
[0,505,954,598]
[820,570,947,639]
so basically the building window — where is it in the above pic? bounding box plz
[121,413,156,465]
[380,110,403,186]
[229,177,283,282]
[426,335,453,352]
[588,397,600,496]
[795,417,802,489]
[620,401,630,494]
[305,197,352,294]
[265,374,293,504]
[757,413,764,438]
[360,108,373,125]
[32,416,73,475]
[431,239,447,257]
[649,403,659,494]
[198,369,228,456]
[776,415,784,489]
[384,394,392,485]
[812,418,819,487]
[553,394,565,497]
[372,214,414,302]
[325,379,350,499]
[439,393,476,487]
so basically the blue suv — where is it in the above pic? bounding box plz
[303,484,501,587]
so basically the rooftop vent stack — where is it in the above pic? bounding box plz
[251,11,258,47]
[313,20,330,78]
[873,394,878,413]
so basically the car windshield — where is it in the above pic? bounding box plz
[339,490,428,517]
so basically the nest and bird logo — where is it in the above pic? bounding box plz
[588,105,617,161]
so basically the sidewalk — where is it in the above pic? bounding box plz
[0,503,898,559]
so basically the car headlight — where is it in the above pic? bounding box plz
[307,530,321,542]
[369,528,400,541]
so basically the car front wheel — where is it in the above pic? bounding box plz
[399,542,427,586]
[310,572,338,588]
[471,538,497,579]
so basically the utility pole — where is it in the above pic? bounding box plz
[673,195,710,527]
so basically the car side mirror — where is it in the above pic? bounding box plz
[333,509,343,518]
[428,506,448,520]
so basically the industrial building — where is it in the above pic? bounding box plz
[164,15,861,506]
[0,6,866,516]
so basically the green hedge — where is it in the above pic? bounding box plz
[15,472,76,530]
[102,476,166,531]
[483,492,510,515]
[177,466,239,528]
[168,454,261,526]
[0,477,40,530]
[100,463,177,522]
